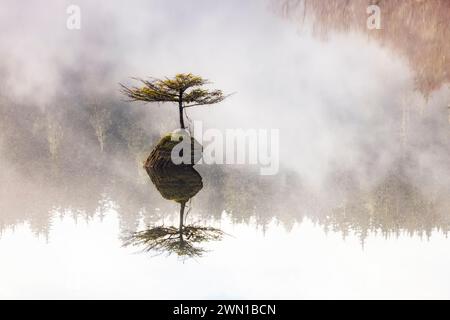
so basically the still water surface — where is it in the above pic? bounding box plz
[1,164,450,299]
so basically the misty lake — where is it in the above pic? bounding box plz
[0,0,450,299]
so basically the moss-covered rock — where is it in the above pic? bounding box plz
[144,131,202,171]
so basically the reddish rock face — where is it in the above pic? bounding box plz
[278,0,450,97]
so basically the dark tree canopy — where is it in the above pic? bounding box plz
[120,73,229,128]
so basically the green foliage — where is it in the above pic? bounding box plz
[120,73,228,107]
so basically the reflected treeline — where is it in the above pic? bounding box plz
[316,168,450,245]
[1,154,450,244]
[278,0,450,96]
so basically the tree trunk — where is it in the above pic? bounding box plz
[179,201,186,241]
[178,92,185,129]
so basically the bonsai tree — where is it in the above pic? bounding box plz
[120,73,229,129]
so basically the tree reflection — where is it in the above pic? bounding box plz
[124,166,224,258]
